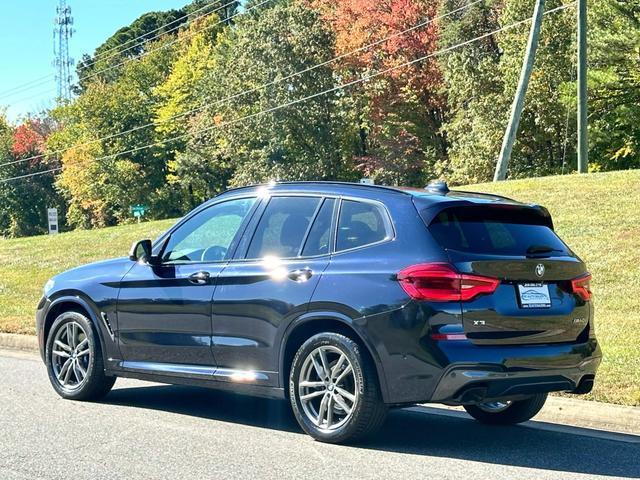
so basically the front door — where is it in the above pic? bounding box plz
[211,196,335,385]
[116,196,258,368]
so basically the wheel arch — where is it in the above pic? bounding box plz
[44,295,108,363]
[279,312,389,402]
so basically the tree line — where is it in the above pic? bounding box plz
[1,0,638,237]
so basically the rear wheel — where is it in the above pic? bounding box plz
[289,332,387,443]
[463,393,548,425]
[45,311,116,401]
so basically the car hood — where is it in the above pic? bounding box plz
[48,257,134,293]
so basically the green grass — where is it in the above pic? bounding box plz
[465,170,640,406]
[0,219,176,334]
[0,170,638,405]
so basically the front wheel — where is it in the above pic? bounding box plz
[289,332,387,444]
[463,393,548,425]
[45,311,116,401]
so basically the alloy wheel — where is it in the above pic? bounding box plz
[298,345,358,432]
[477,400,513,413]
[51,321,91,391]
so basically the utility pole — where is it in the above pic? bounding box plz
[493,0,545,182]
[53,0,75,101]
[577,0,588,173]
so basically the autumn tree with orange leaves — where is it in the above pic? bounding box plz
[0,117,63,237]
[309,0,446,185]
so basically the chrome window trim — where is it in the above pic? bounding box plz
[332,196,396,256]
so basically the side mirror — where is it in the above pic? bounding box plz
[129,239,153,263]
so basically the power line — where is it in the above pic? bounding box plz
[81,0,239,72]
[0,74,54,96]
[0,78,55,101]
[0,167,62,183]
[0,2,576,184]
[78,0,273,85]
[0,1,238,102]
[0,86,59,106]
[0,0,481,169]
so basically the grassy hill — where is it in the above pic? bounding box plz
[0,170,638,406]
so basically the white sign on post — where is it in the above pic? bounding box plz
[47,208,59,235]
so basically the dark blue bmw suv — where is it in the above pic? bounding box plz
[36,181,601,443]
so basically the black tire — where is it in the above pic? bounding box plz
[463,393,548,425]
[45,311,116,401]
[289,332,387,444]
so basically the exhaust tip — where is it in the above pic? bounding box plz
[572,375,595,394]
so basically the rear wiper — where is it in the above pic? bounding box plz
[526,245,563,257]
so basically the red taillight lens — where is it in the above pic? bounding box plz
[571,273,592,301]
[397,263,500,302]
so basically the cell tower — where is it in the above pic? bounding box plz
[53,0,74,101]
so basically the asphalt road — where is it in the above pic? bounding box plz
[1,351,638,480]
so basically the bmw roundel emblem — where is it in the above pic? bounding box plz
[535,264,545,278]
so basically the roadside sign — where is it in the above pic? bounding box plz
[47,208,59,235]
[359,178,374,185]
[130,204,148,222]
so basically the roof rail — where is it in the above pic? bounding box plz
[219,180,412,196]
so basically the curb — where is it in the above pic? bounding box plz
[1,333,638,435]
[538,396,640,435]
[0,333,38,353]
[425,396,640,436]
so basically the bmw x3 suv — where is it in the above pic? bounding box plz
[36,181,601,443]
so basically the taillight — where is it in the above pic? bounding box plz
[397,263,500,302]
[571,273,592,301]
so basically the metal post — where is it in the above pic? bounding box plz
[494,0,545,182]
[577,0,588,173]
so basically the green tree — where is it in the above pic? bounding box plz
[440,0,576,184]
[588,0,640,171]
[76,1,239,90]
[185,0,355,195]
[50,36,180,228]
[438,0,505,184]
[0,116,63,237]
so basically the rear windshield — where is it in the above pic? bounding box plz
[426,206,570,256]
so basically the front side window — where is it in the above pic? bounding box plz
[246,196,321,259]
[162,197,256,263]
[336,200,390,251]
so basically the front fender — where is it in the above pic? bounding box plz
[38,292,119,368]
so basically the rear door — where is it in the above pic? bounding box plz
[427,205,591,345]
[210,195,335,384]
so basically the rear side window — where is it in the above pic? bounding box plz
[336,200,391,251]
[427,206,569,256]
[247,196,321,259]
[302,198,335,257]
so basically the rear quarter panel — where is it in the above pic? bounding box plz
[308,196,459,404]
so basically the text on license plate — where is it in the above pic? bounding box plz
[518,283,551,309]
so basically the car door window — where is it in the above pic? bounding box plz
[336,200,390,251]
[246,196,321,259]
[162,197,256,263]
[301,198,335,257]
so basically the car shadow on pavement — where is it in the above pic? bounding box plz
[104,384,639,479]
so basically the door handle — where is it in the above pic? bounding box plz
[188,271,211,285]
[288,268,313,282]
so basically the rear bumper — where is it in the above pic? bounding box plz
[429,338,602,404]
